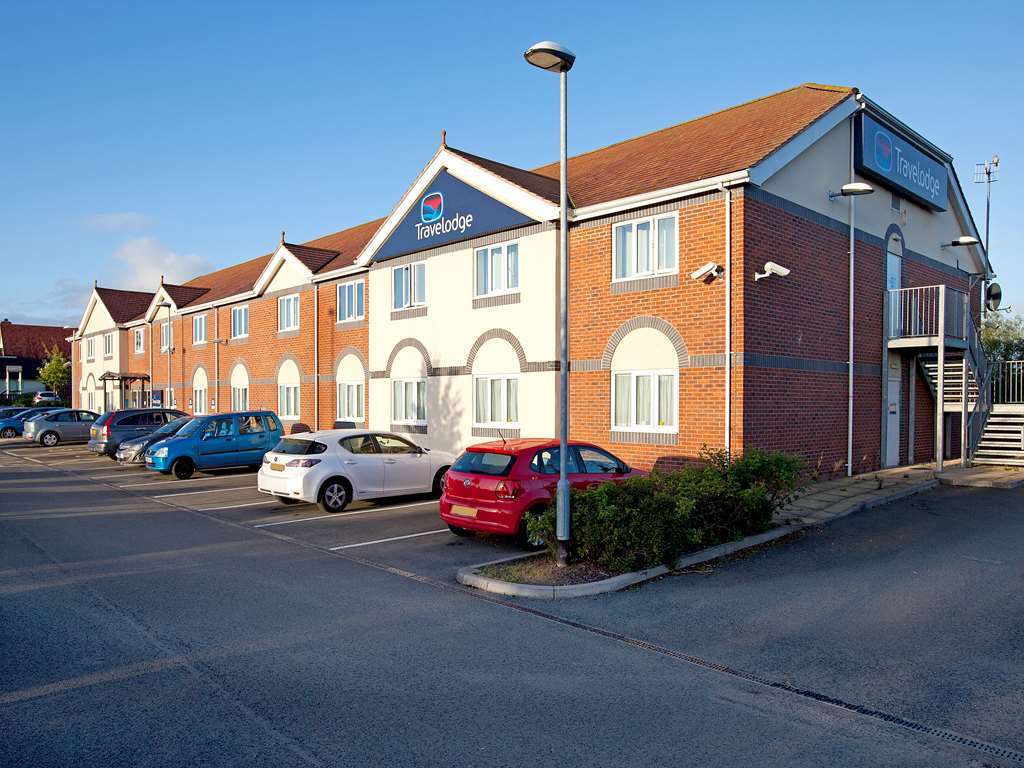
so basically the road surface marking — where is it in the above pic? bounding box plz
[329,529,448,550]
[253,500,438,528]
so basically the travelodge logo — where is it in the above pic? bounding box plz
[420,192,444,223]
[874,129,893,172]
[415,190,474,241]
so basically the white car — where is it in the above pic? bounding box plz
[257,429,455,513]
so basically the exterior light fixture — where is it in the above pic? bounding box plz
[941,235,980,248]
[754,261,791,281]
[828,182,874,200]
[691,262,722,281]
[523,40,576,72]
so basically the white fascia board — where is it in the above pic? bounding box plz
[570,170,750,222]
[312,263,368,284]
[75,291,100,336]
[175,290,257,316]
[748,96,859,186]
[143,287,180,323]
[354,148,559,267]
[946,165,989,276]
[252,244,315,296]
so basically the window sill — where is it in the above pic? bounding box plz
[277,329,300,339]
[609,430,678,446]
[390,422,428,434]
[472,292,521,310]
[335,318,365,330]
[103,355,113,361]
[391,306,427,321]
[610,272,679,294]
[228,337,249,346]
[471,426,521,438]
[193,342,207,349]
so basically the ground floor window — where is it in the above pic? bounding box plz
[473,375,519,426]
[231,386,248,411]
[612,370,677,431]
[392,379,426,424]
[337,381,364,422]
[278,385,299,420]
[193,387,207,414]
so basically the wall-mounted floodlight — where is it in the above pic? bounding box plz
[754,261,791,281]
[941,235,980,248]
[690,262,722,281]
[828,182,874,200]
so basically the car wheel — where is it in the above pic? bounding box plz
[516,510,547,550]
[432,467,449,497]
[447,524,473,537]
[1,427,16,439]
[279,497,302,505]
[318,479,350,514]
[171,457,195,480]
[41,432,60,447]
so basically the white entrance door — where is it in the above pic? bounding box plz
[886,352,901,467]
[886,245,903,336]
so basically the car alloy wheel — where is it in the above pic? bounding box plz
[0,428,15,439]
[319,481,349,514]
[41,432,59,447]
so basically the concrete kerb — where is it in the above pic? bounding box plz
[457,477,943,600]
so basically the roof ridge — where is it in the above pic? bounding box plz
[448,146,557,180]
[530,82,854,173]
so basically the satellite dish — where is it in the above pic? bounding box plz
[986,282,1002,312]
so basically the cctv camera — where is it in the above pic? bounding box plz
[754,261,792,281]
[690,262,722,281]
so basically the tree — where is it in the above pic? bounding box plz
[37,344,71,394]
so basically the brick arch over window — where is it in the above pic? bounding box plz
[333,346,368,376]
[276,353,303,375]
[600,316,688,370]
[190,363,209,381]
[465,329,528,374]
[384,338,433,377]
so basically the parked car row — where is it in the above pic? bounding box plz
[4,404,644,549]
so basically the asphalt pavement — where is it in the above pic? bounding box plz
[1,439,1021,767]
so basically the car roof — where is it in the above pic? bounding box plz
[466,438,602,455]
[283,428,371,441]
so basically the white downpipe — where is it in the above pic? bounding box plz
[718,183,733,456]
[313,286,320,429]
[847,113,856,477]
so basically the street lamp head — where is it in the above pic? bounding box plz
[524,41,575,73]
[944,236,980,248]
[828,182,873,200]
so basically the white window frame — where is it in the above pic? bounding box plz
[193,387,207,415]
[102,332,113,358]
[230,305,249,339]
[391,378,427,425]
[336,380,365,423]
[392,262,427,310]
[231,386,249,411]
[160,322,172,352]
[611,211,679,282]
[277,383,300,420]
[474,241,520,298]
[192,314,207,344]
[472,374,520,427]
[337,281,365,322]
[133,328,144,354]
[86,337,95,361]
[278,294,300,332]
[610,369,678,433]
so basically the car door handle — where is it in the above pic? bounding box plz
[344,459,358,465]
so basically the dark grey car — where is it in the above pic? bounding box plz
[24,409,100,446]
[86,409,189,456]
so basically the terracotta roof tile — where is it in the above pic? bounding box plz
[162,283,210,309]
[302,218,386,273]
[182,253,273,304]
[94,286,155,323]
[0,320,72,360]
[283,242,340,273]
[446,147,563,204]
[531,83,855,208]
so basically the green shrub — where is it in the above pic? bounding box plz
[527,447,802,573]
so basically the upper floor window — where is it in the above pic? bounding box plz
[160,322,172,352]
[133,328,144,354]
[393,263,426,311]
[337,281,365,322]
[278,294,300,332]
[85,337,95,361]
[192,314,207,344]
[231,306,249,339]
[475,242,519,297]
[102,332,113,357]
[613,212,678,281]
[612,369,677,432]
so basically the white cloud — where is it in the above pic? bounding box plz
[111,237,212,290]
[4,279,92,327]
[82,211,157,232]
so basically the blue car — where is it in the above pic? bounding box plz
[0,407,63,439]
[145,411,284,480]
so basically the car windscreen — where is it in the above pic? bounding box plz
[271,438,327,455]
[154,417,190,436]
[452,450,516,477]
[175,418,203,438]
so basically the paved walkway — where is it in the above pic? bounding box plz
[781,465,938,525]
[936,464,1024,488]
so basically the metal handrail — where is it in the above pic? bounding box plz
[993,361,1024,404]
[887,285,968,340]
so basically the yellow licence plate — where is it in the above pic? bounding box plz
[270,463,285,471]
[90,427,97,437]
[451,505,477,518]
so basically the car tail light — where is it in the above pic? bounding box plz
[101,424,110,439]
[286,458,321,468]
[494,480,521,500]
[262,455,271,464]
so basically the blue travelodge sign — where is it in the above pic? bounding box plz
[855,113,948,211]
[371,170,535,262]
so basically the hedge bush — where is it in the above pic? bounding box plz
[527,447,802,573]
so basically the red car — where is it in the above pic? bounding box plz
[439,438,647,546]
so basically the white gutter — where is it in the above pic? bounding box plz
[570,171,749,222]
[313,286,319,428]
[312,263,369,283]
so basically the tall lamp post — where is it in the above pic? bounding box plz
[524,40,575,567]
[157,301,172,408]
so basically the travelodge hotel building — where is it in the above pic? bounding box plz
[72,83,992,475]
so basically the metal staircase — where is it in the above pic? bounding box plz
[918,353,980,411]
[974,409,1024,466]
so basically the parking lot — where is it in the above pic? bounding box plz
[0,438,521,581]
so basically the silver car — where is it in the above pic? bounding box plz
[24,408,100,446]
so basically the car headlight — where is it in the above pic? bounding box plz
[152,446,169,458]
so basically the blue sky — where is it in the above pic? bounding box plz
[2,0,1019,326]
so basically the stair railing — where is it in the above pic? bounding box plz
[993,360,1024,404]
[962,293,991,464]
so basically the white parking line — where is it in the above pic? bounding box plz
[329,529,448,550]
[87,473,145,480]
[197,500,282,511]
[117,477,252,489]
[154,486,258,499]
[253,500,438,528]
